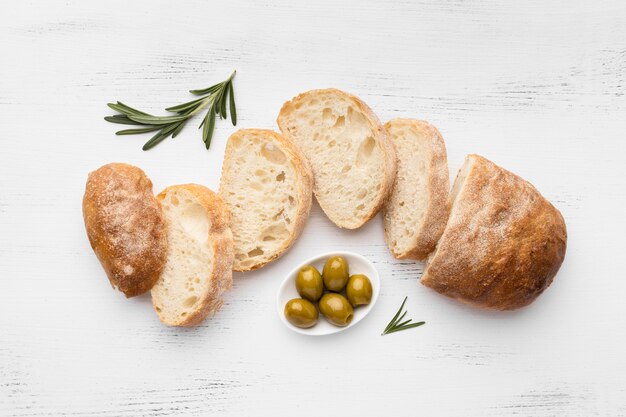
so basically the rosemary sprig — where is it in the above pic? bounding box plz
[381,296,425,336]
[104,70,237,150]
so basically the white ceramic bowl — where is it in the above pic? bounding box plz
[277,251,380,336]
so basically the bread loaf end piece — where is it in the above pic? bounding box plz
[82,163,167,297]
[421,155,567,310]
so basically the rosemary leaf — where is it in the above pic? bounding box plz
[385,322,426,335]
[381,297,425,336]
[165,96,208,113]
[171,120,187,138]
[383,296,408,334]
[105,71,238,150]
[142,133,168,150]
[142,122,180,150]
[116,126,162,135]
[220,82,228,119]
[189,82,224,96]
[403,321,426,329]
[203,105,216,148]
[116,101,151,116]
[107,102,151,117]
[213,85,225,119]
[393,311,408,328]
[228,81,236,126]
[104,115,143,125]
[395,318,413,328]
[128,114,188,125]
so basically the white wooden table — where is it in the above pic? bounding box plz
[2,1,625,415]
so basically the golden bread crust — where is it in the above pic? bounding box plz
[82,163,167,297]
[421,154,567,310]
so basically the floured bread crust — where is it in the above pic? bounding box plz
[421,155,567,310]
[82,163,167,297]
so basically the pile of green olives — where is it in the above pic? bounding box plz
[284,256,373,329]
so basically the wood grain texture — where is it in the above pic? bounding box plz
[1,0,625,415]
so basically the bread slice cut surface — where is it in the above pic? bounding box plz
[151,184,233,326]
[421,154,567,310]
[383,119,450,260]
[219,129,313,271]
[277,88,396,229]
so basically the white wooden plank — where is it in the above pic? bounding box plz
[1,0,625,415]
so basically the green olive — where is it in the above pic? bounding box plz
[318,293,354,327]
[322,256,349,292]
[296,265,324,302]
[284,298,319,328]
[346,274,373,307]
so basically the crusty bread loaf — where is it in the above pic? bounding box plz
[83,163,167,297]
[277,89,396,229]
[383,119,450,260]
[219,129,313,271]
[151,184,233,326]
[421,155,567,310]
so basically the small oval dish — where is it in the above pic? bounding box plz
[277,251,380,336]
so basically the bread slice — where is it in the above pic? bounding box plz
[382,119,450,260]
[421,155,567,310]
[151,184,234,326]
[277,89,396,229]
[219,129,313,271]
[83,163,167,297]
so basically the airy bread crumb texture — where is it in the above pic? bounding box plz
[278,89,395,229]
[220,129,311,271]
[151,187,216,324]
[383,119,450,259]
[384,122,430,256]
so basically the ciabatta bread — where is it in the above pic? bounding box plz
[383,119,450,260]
[219,129,313,271]
[151,184,233,326]
[83,163,167,297]
[421,155,567,310]
[277,89,396,229]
